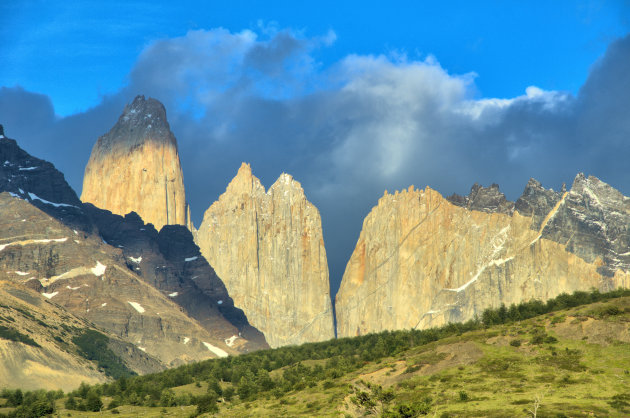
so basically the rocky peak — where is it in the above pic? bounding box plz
[81,95,190,231]
[514,178,565,229]
[0,124,5,137]
[98,95,175,152]
[268,173,304,197]
[447,182,514,215]
[195,164,335,347]
[0,129,86,229]
[226,162,261,195]
[570,173,627,209]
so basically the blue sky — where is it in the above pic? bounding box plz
[1,1,628,115]
[1,1,629,296]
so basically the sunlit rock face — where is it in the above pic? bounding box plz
[195,163,335,347]
[81,95,191,231]
[335,176,630,338]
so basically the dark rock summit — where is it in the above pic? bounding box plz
[96,95,176,152]
[447,183,515,215]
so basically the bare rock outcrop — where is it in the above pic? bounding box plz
[336,178,630,337]
[195,163,335,347]
[81,96,191,231]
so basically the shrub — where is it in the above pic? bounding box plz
[72,330,135,379]
[195,393,219,415]
[0,325,40,347]
[85,389,103,412]
[510,339,522,347]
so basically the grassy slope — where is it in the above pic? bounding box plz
[4,295,630,417]
[212,297,630,417]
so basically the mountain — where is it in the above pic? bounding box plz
[195,163,335,347]
[0,278,164,392]
[0,126,267,382]
[335,177,630,337]
[81,95,191,231]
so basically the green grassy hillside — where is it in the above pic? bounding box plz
[2,289,630,417]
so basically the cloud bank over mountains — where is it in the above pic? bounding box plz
[1,28,629,294]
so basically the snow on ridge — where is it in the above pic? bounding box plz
[0,237,68,252]
[34,238,68,244]
[225,335,238,347]
[91,261,106,277]
[203,342,228,358]
[27,192,77,208]
[42,291,59,299]
[128,301,145,313]
[184,256,198,262]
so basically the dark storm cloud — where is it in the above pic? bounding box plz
[1,30,629,297]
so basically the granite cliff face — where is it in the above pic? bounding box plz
[0,129,267,378]
[81,96,191,231]
[195,163,335,347]
[336,178,630,337]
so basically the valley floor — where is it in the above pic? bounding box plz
[2,295,629,417]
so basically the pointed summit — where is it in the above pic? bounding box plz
[81,95,191,231]
[195,165,335,347]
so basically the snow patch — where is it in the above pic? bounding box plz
[28,192,77,208]
[168,292,178,297]
[91,261,106,277]
[34,238,68,244]
[138,347,147,352]
[129,256,142,263]
[42,291,59,299]
[202,342,228,358]
[14,271,29,276]
[66,285,81,290]
[101,303,107,307]
[183,337,190,345]
[184,256,198,262]
[128,301,145,313]
[225,335,238,347]
[217,300,223,305]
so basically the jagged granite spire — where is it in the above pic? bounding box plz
[81,95,192,231]
[194,163,335,348]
